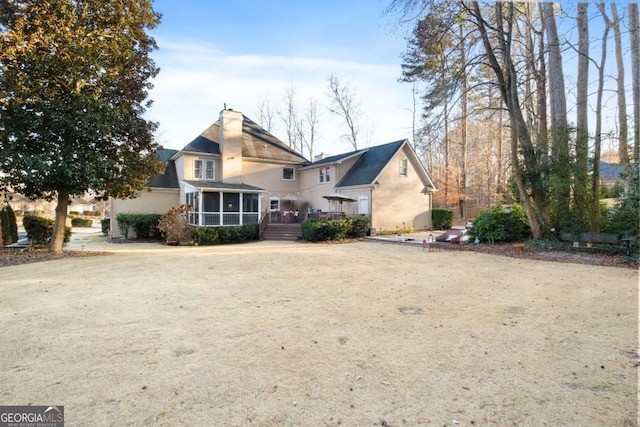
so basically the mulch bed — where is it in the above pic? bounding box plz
[0,250,109,268]
[441,242,638,269]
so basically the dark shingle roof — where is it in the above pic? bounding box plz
[336,140,405,188]
[149,149,179,189]
[241,115,308,163]
[182,180,265,192]
[306,149,367,167]
[599,162,625,181]
[177,114,307,164]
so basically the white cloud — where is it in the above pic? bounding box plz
[147,37,416,156]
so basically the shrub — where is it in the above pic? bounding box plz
[467,204,531,244]
[0,204,19,245]
[71,217,93,227]
[158,205,194,243]
[116,213,162,239]
[349,216,370,238]
[301,216,369,242]
[101,218,110,236]
[83,210,102,216]
[23,215,71,248]
[69,211,80,216]
[192,224,258,245]
[432,208,454,230]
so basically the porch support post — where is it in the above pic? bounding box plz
[219,192,224,226]
[198,189,203,227]
[239,192,244,225]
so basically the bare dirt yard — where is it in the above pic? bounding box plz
[0,239,638,426]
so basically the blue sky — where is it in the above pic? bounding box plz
[146,0,414,156]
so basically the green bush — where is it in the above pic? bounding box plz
[432,208,454,230]
[23,215,71,248]
[101,218,110,236]
[192,224,258,245]
[301,216,370,242]
[468,204,531,244]
[116,213,162,239]
[69,211,80,216]
[71,217,94,227]
[605,167,639,239]
[349,216,370,238]
[83,210,102,216]
[1,204,19,245]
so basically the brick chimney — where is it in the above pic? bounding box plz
[219,109,243,184]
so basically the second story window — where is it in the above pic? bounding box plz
[194,159,215,180]
[319,166,331,183]
[283,167,295,181]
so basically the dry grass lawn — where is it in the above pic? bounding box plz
[0,240,638,426]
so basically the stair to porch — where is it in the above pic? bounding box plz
[262,223,303,241]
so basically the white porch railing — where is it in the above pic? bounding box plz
[188,212,259,226]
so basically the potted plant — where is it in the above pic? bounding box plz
[158,204,194,245]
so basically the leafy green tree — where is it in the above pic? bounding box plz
[0,0,163,253]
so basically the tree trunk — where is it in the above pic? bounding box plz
[575,3,590,225]
[50,190,69,254]
[459,26,468,219]
[543,2,570,219]
[629,3,639,164]
[593,4,611,233]
[611,4,629,165]
[470,1,544,238]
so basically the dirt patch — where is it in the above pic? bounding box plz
[0,241,637,426]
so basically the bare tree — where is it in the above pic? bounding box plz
[278,84,301,153]
[575,3,590,223]
[256,99,276,132]
[593,3,612,232]
[628,3,639,164]
[296,98,321,160]
[610,3,629,165]
[327,73,363,150]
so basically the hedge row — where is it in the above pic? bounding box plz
[193,224,258,245]
[432,208,454,230]
[301,216,369,242]
[71,217,94,227]
[116,213,162,239]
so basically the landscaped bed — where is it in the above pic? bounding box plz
[0,240,637,425]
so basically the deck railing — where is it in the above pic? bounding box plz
[187,212,259,227]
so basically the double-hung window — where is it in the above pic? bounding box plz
[319,166,331,183]
[399,158,408,177]
[283,167,295,181]
[194,159,215,180]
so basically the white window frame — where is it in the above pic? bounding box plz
[399,158,408,177]
[282,167,295,181]
[319,166,331,183]
[194,159,215,180]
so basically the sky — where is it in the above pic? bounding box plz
[146,0,416,158]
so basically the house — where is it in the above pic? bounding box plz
[109,108,436,238]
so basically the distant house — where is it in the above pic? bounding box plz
[599,161,626,190]
[109,108,436,238]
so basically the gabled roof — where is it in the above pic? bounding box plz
[305,148,368,167]
[149,149,179,189]
[336,140,406,188]
[177,114,308,164]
